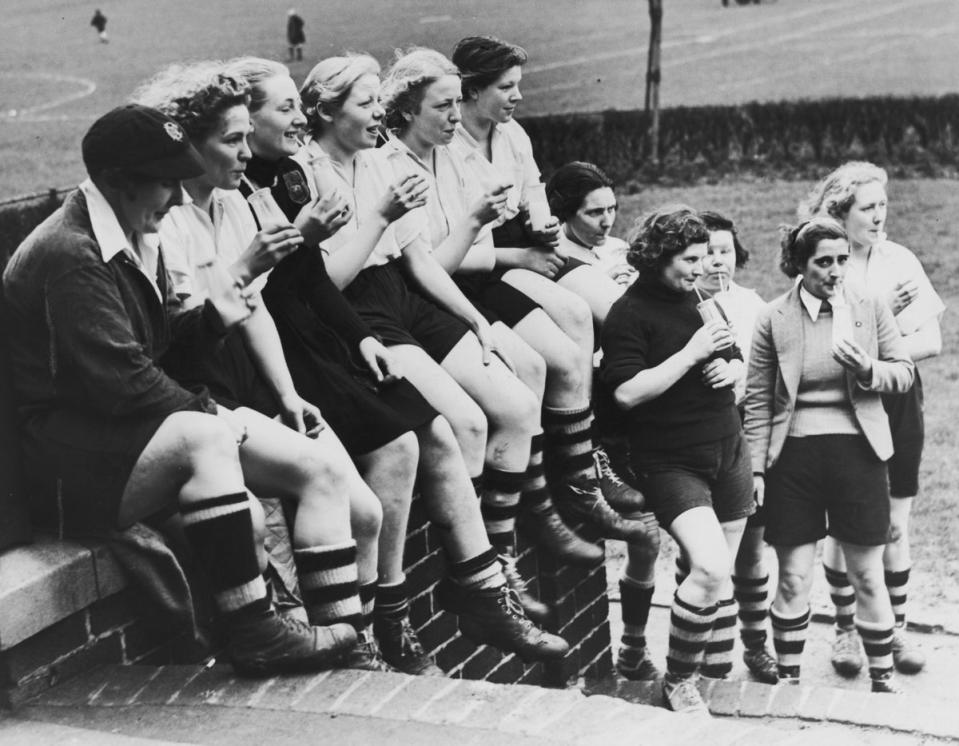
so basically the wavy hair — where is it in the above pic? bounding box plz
[380,47,459,133]
[451,35,528,98]
[545,161,614,223]
[300,54,381,137]
[798,161,888,222]
[626,204,709,274]
[132,61,250,142]
[778,217,847,278]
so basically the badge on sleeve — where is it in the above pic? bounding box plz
[282,168,311,206]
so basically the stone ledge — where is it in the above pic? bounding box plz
[0,534,128,650]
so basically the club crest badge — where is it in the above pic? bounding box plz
[164,121,184,142]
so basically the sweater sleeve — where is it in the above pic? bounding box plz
[47,262,212,418]
[600,299,650,393]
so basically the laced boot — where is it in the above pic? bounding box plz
[227,607,357,678]
[871,671,903,694]
[594,447,646,513]
[522,504,604,567]
[662,672,711,715]
[830,626,864,677]
[891,627,925,674]
[374,616,444,676]
[435,580,569,663]
[615,645,661,681]
[499,554,551,625]
[554,475,655,543]
[343,628,394,671]
[743,645,779,685]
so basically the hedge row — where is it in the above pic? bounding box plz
[520,95,959,187]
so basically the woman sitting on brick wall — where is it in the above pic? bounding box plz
[1,104,357,678]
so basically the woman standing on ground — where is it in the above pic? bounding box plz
[744,217,914,693]
[602,205,753,714]
[225,55,570,664]
[801,162,944,679]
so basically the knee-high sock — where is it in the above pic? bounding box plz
[619,576,655,652]
[856,616,894,680]
[666,593,718,678]
[480,467,526,555]
[450,546,506,591]
[295,540,362,630]
[734,574,770,649]
[824,564,856,630]
[375,577,410,625]
[181,492,268,619]
[520,433,552,513]
[770,607,810,679]
[543,405,596,485]
[702,597,737,678]
[359,579,377,632]
[885,568,910,627]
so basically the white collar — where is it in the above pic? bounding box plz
[799,283,845,321]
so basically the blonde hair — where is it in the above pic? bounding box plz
[223,57,291,112]
[300,54,380,136]
[380,47,458,132]
[799,161,888,222]
[131,61,249,142]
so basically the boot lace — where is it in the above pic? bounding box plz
[595,449,625,487]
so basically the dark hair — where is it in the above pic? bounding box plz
[698,210,750,269]
[626,204,709,274]
[778,217,848,278]
[451,36,528,98]
[545,161,614,222]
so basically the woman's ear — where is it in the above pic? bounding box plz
[315,103,334,124]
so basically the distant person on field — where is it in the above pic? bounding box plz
[90,9,108,43]
[286,9,305,61]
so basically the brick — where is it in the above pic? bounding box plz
[405,551,446,593]
[435,633,479,673]
[403,526,430,564]
[499,687,584,734]
[132,665,207,705]
[0,610,89,683]
[323,670,410,716]
[728,725,797,745]
[539,694,633,742]
[29,663,115,706]
[173,664,247,705]
[737,680,776,718]
[120,615,182,664]
[417,678,505,725]
[373,675,462,720]
[408,593,434,627]
[576,626,612,671]
[416,610,457,653]
[825,689,872,724]
[517,661,545,685]
[249,670,332,710]
[486,653,526,685]
[0,537,100,649]
[461,644,507,681]
[85,540,128,598]
[706,679,743,716]
[292,668,371,713]
[87,664,161,705]
[767,682,807,718]
[456,681,539,728]
[796,684,839,721]
[37,632,124,694]
[87,590,139,637]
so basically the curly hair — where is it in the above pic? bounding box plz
[545,161,614,223]
[698,210,750,269]
[222,57,292,113]
[451,36,528,98]
[300,54,381,137]
[132,61,250,142]
[778,216,847,278]
[798,161,888,222]
[380,47,459,133]
[626,204,709,274]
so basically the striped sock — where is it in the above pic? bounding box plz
[824,564,856,630]
[359,579,377,631]
[520,433,551,513]
[734,574,770,650]
[543,405,596,484]
[450,546,506,591]
[666,592,717,678]
[702,597,737,679]
[885,568,910,627]
[770,607,810,679]
[619,577,655,653]
[295,540,362,630]
[855,616,895,680]
[181,492,268,618]
[375,577,409,625]
[480,467,526,555]
[674,555,690,587]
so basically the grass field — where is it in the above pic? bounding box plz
[612,177,959,612]
[2,0,958,199]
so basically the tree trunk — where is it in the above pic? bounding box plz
[645,0,663,164]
